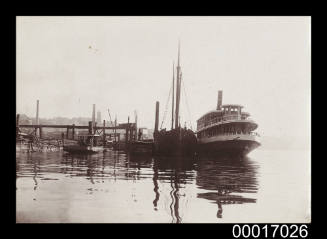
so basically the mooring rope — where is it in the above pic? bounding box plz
[160,81,173,129]
[181,79,193,130]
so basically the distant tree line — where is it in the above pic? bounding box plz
[17,114,114,126]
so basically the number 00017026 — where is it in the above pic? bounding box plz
[232,225,309,238]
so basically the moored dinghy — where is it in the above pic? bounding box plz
[63,134,104,154]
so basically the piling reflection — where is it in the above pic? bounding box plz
[196,155,259,219]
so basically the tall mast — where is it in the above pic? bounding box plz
[175,41,181,129]
[171,62,175,130]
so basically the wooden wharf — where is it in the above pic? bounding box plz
[16,101,141,152]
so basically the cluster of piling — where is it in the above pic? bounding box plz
[16,100,139,152]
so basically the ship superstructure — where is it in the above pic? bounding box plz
[196,91,260,156]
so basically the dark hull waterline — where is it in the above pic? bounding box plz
[197,140,260,157]
[63,145,104,154]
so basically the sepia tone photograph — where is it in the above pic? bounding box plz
[16,16,311,223]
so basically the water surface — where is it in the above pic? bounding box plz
[16,149,310,223]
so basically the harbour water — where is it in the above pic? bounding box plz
[16,148,310,223]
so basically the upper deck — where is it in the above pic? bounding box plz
[197,104,256,132]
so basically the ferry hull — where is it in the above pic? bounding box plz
[197,140,260,157]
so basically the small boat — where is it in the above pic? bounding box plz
[129,139,154,155]
[112,141,126,151]
[63,134,104,154]
[105,139,114,148]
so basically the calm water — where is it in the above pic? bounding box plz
[16,149,310,223]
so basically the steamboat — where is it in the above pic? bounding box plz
[196,91,260,156]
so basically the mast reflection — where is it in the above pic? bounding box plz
[152,160,159,211]
[196,155,259,219]
[152,156,195,223]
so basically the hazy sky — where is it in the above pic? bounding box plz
[16,16,311,140]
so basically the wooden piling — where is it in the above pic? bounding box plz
[103,120,106,146]
[114,118,117,142]
[66,127,69,139]
[16,114,20,127]
[129,126,134,142]
[92,104,96,132]
[36,100,39,124]
[39,126,42,139]
[155,101,159,132]
[16,114,20,138]
[118,133,120,150]
[126,116,129,145]
[35,100,39,136]
[134,111,138,140]
[88,121,92,134]
[72,124,75,140]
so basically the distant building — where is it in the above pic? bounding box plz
[18,114,32,125]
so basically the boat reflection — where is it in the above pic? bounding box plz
[196,155,259,219]
[17,150,259,223]
[61,151,129,182]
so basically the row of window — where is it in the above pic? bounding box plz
[197,115,249,130]
[197,125,252,138]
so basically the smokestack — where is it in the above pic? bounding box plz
[217,90,223,110]
[154,101,159,132]
[16,114,20,127]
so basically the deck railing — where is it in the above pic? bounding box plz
[198,131,260,138]
[198,115,242,130]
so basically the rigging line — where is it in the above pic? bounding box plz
[160,81,173,129]
[181,79,194,130]
[107,109,113,126]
